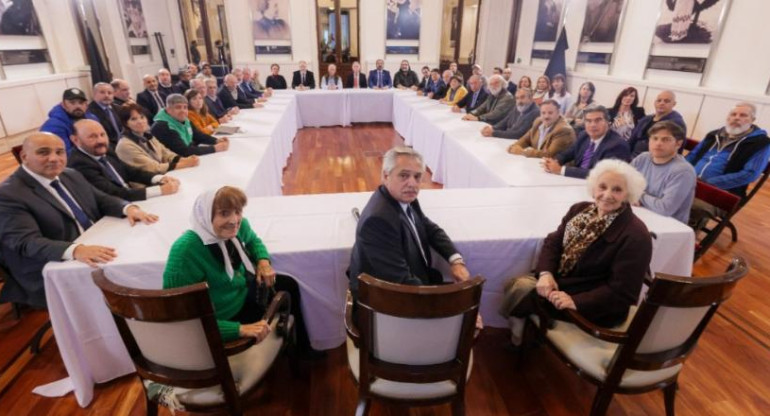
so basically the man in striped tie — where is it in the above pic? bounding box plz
[0,132,158,308]
[542,105,631,179]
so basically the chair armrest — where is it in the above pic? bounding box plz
[224,337,256,356]
[344,291,360,346]
[264,291,291,324]
[563,309,628,344]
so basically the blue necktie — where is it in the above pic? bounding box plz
[471,91,479,108]
[378,71,382,88]
[105,106,121,137]
[98,157,127,188]
[50,179,92,231]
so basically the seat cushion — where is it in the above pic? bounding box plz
[535,307,682,389]
[144,320,284,409]
[346,337,473,400]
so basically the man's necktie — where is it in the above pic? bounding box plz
[301,72,305,85]
[580,141,597,169]
[471,91,479,108]
[378,71,382,88]
[406,206,428,265]
[99,157,128,188]
[354,74,359,88]
[50,179,92,231]
[152,91,164,108]
[106,107,121,137]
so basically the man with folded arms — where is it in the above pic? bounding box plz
[0,132,157,308]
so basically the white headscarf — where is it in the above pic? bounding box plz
[190,189,255,279]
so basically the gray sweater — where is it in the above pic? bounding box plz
[631,153,696,224]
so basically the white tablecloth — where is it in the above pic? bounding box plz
[289,89,395,127]
[40,90,695,407]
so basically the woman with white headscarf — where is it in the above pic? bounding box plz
[163,186,317,355]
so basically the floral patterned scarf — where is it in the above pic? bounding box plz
[558,204,621,276]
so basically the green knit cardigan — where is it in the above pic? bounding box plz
[163,218,270,341]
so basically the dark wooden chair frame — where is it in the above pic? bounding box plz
[684,138,770,259]
[92,269,293,416]
[0,263,52,355]
[344,273,484,416]
[528,257,748,416]
[11,145,22,165]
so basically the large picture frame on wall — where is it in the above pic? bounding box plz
[646,0,731,76]
[118,0,151,59]
[530,0,567,66]
[576,0,628,73]
[250,0,292,56]
[385,0,420,55]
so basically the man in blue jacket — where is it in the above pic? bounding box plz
[543,105,631,179]
[368,59,392,89]
[687,103,770,227]
[40,88,98,153]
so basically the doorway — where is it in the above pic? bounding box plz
[440,0,482,79]
[177,0,231,68]
[316,0,360,84]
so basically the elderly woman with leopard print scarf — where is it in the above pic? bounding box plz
[500,159,653,346]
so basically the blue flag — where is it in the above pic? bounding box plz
[545,27,569,79]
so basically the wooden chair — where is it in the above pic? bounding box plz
[11,145,22,165]
[530,257,748,416]
[344,273,484,416]
[92,269,293,416]
[0,262,52,354]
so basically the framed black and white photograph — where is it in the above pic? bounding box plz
[0,0,41,36]
[534,0,564,42]
[653,0,725,45]
[119,0,147,38]
[647,0,731,75]
[581,0,624,43]
[250,0,292,57]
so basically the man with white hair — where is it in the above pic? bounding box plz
[348,146,470,303]
[628,90,687,157]
[687,103,770,226]
[462,74,515,124]
[291,60,315,90]
[218,74,260,109]
[453,75,488,113]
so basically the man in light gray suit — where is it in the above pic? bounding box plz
[0,132,158,308]
[462,74,515,125]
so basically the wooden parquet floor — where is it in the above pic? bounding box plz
[0,124,769,415]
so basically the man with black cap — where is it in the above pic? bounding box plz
[40,88,98,153]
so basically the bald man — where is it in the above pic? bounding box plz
[627,90,687,157]
[157,68,175,97]
[136,74,166,119]
[0,133,157,307]
[67,120,180,201]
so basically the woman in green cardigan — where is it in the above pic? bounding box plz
[163,186,314,352]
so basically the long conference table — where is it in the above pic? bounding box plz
[38,89,695,407]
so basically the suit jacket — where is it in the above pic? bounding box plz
[0,167,126,307]
[512,116,576,158]
[205,95,228,119]
[291,70,316,89]
[393,70,420,88]
[345,72,368,89]
[456,88,488,113]
[173,80,190,94]
[217,86,253,110]
[115,132,181,175]
[491,102,540,140]
[86,101,123,147]
[506,81,517,95]
[136,89,165,119]
[628,111,687,157]
[239,81,262,99]
[151,121,218,157]
[556,130,631,178]
[471,90,515,124]
[537,202,651,327]
[348,185,459,300]
[367,69,392,88]
[67,147,156,202]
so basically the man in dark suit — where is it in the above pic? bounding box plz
[204,78,237,121]
[157,68,176,97]
[110,79,134,107]
[346,61,367,89]
[368,59,392,89]
[68,119,180,202]
[544,105,631,179]
[452,75,488,114]
[502,67,517,95]
[136,74,166,119]
[291,60,315,90]
[173,68,192,94]
[348,146,470,302]
[240,69,264,100]
[86,82,123,148]
[0,133,158,308]
[218,74,259,110]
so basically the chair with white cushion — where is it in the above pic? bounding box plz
[345,273,484,416]
[92,269,293,416]
[530,257,748,416]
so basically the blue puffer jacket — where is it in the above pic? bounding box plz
[39,104,97,153]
